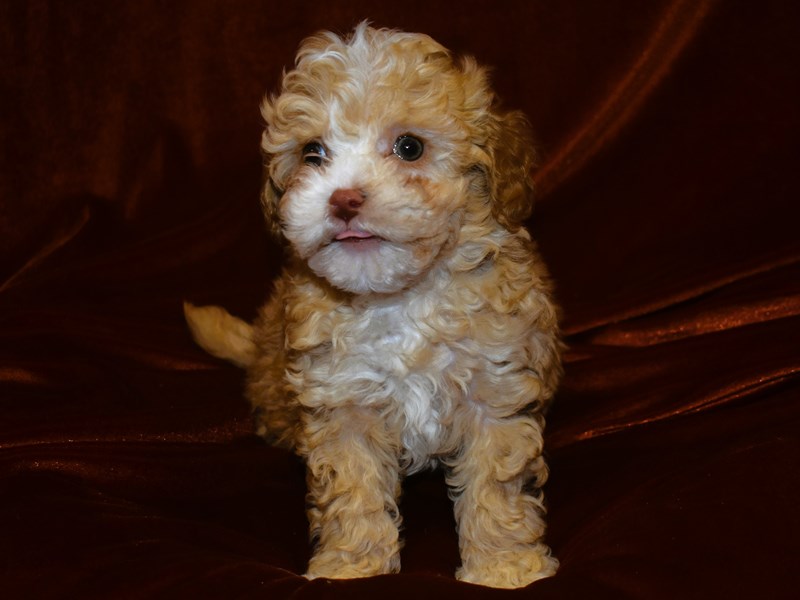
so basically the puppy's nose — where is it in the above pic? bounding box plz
[329,188,365,223]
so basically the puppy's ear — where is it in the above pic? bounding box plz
[485,109,537,231]
[259,97,285,241]
[259,151,284,241]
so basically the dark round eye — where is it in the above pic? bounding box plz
[393,135,424,161]
[302,141,327,166]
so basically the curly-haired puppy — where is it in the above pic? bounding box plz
[185,23,561,589]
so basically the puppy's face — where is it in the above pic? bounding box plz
[261,25,535,294]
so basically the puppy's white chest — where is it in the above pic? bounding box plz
[348,305,455,466]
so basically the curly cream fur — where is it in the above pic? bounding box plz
[185,23,561,589]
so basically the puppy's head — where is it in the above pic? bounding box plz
[261,23,535,294]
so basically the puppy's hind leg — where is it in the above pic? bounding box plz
[183,302,256,368]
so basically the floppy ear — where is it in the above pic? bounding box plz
[258,98,286,242]
[485,109,537,231]
[259,153,284,241]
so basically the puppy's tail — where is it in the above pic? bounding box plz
[183,302,256,369]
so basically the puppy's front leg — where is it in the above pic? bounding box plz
[302,405,402,580]
[447,412,558,588]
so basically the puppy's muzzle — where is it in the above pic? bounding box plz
[330,188,365,224]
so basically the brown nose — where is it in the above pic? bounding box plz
[329,188,365,223]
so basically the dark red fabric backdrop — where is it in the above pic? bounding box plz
[2,1,798,598]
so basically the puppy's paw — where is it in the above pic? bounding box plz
[456,544,558,589]
[305,550,400,581]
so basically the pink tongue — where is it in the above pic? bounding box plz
[335,230,374,240]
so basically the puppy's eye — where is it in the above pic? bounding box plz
[393,135,424,161]
[302,141,327,166]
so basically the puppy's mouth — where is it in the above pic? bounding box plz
[333,230,383,247]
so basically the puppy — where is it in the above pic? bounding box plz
[185,23,561,589]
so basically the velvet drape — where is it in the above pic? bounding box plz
[2,1,798,597]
